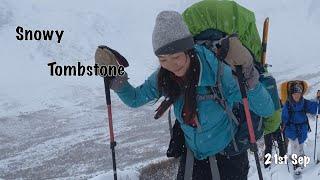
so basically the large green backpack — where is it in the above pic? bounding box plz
[183,0,261,62]
[183,0,281,139]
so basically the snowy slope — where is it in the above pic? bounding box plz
[0,0,319,179]
[0,0,190,179]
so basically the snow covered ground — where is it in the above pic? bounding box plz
[0,0,319,179]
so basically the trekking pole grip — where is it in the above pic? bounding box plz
[235,65,262,179]
[235,65,247,98]
[235,65,256,144]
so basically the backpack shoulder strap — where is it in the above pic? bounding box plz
[285,100,311,131]
[285,101,293,125]
[285,101,291,111]
[198,49,240,152]
[214,59,240,152]
[210,55,239,125]
[302,99,311,132]
[303,98,308,114]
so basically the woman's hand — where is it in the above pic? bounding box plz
[219,35,253,68]
[95,45,129,91]
[95,45,120,67]
[219,35,259,89]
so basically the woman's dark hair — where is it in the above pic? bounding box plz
[157,67,181,102]
[156,48,200,123]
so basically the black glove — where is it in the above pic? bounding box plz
[166,120,186,158]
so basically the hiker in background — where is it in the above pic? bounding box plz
[263,99,288,169]
[95,10,274,180]
[263,124,287,168]
[282,83,320,174]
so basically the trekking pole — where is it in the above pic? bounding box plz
[235,65,263,180]
[314,98,320,164]
[279,126,290,172]
[261,17,269,67]
[168,106,173,138]
[280,135,290,173]
[96,45,129,180]
[104,77,118,180]
[272,138,279,156]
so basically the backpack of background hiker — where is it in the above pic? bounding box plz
[182,0,282,155]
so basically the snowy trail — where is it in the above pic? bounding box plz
[0,86,170,179]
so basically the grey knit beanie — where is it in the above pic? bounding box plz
[152,11,194,56]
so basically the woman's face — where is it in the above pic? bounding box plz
[292,92,302,102]
[158,52,190,77]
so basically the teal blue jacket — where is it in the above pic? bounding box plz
[114,45,274,159]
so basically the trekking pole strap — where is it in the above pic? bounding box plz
[209,156,221,180]
[168,107,173,138]
[184,148,221,180]
[184,148,194,180]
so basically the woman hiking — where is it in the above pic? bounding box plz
[282,83,320,175]
[95,11,274,180]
